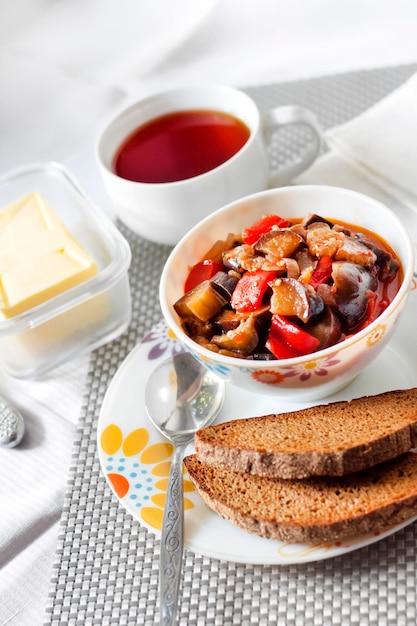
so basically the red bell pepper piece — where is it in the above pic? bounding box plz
[265,330,303,359]
[266,314,320,358]
[231,269,277,312]
[184,259,224,293]
[309,255,333,290]
[241,214,290,245]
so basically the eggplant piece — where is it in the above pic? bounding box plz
[211,314,259,355]
[254,229,304,259]
[223,244,256,272]
[295,247,316,274]
[289,222,308,238]
[333,234,377,267]
[222,243,288,273]
[281,257,300,279]
[210,271,238,300]
[192,337,245,360]
[379,256,400,281]
[332,262,378,329]
[306,225,377,268]
[316,282,338,308]
[214,309,243,332]
[361,241,400,280]
[210,272,239,302]
[182,318,214,340]
[304,306,343,350]
[269,277,324,323]
[302,213,334,228]
[214,304,271,332]
[174,280,227,322]
[202,232,241,263]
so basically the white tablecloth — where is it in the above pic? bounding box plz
[1,2,417,624]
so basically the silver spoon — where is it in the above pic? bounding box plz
[145,352,225,626]
[0,396,25,448]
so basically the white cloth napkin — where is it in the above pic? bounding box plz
[0,357,89,626]
[296,71,417,243]
[322,71,417,212]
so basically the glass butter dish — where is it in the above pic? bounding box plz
[0,162,132,378]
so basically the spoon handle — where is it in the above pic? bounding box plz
[0,396,25,448]
[159,442,187,626]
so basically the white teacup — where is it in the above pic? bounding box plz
[96,85,323,245]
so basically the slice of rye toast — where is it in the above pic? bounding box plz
[194,388,417,479]
[184,452,417,543]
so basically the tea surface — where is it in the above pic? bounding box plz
[113,109,250,183]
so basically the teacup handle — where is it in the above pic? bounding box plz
[262,105,323,187]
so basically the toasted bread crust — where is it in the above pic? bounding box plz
[195,388,417,478]
[184,452,417,543]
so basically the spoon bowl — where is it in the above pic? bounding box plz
[145,351,225,625]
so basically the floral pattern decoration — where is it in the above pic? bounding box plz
[100,423,195,531]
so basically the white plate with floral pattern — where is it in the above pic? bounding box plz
[97,283,417,564]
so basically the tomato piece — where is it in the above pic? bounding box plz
[231,270,277,312]
[266,314,320,357]
[309,255,333,289]
[241,214,290,245]
[184,260,224,293]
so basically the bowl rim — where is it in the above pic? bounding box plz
[160,184,415,368]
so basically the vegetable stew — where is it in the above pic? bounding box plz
[173,213,402,360]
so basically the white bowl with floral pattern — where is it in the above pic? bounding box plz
[159,185,414,401]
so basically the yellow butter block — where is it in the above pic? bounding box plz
[0,192,98,318]
[0,191,65,255]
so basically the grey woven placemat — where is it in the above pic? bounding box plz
[45,64,417,626]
